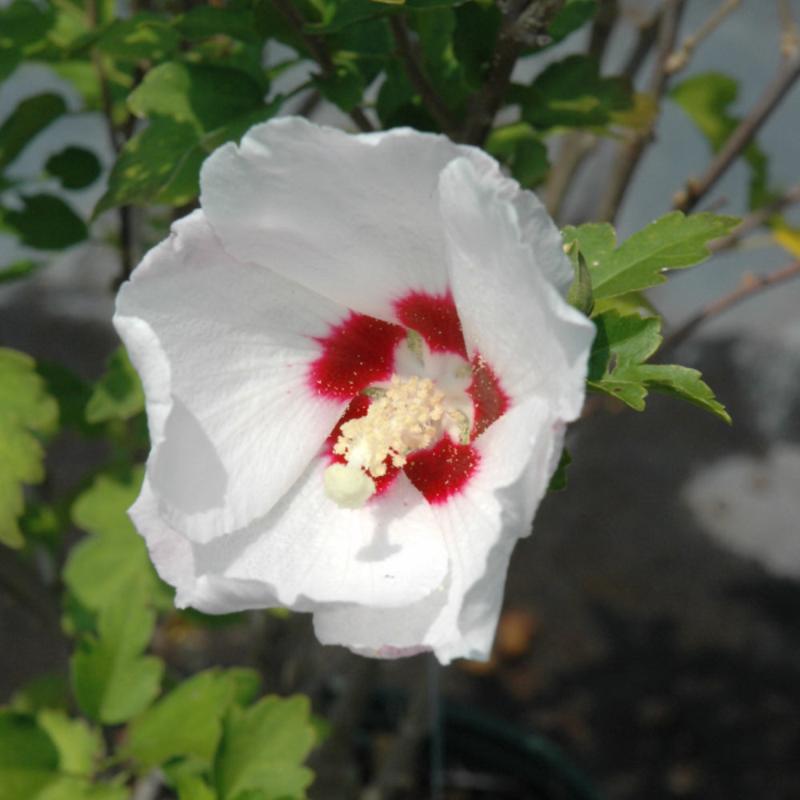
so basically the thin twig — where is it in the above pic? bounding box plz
[545,1,619,221]
[389,16,457,136]
[664,0,741,76]
[663,259,800,350]
[620,7,663,81]
[460,0,566,146]
[271,0,374,132]
[779,0,800,59]
[596,0,686,222]
[672,55,800,213]
[709,184,800,253]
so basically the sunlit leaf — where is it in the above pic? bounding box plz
[124,668,262,771]
[588,311,729,421]
[71,590,164,724]
[214,696,316,800]
[0,348,58,549]
[563,211,738,299]
[85,346,144,424]
[671,72,769,209]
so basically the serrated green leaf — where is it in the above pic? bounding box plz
[0,93,66,171]
[125,668,262,771]
[71,591,164,724]
[671,72,769,209]
[36,710,103,777]
[3,194,87,250]
[45,146,102,190]
[36,778,128,800]
[567,250,594,315]
[588,311,729,420]
[65,468,170,612]
[519,54,632,131]
[0,348,58,548]
[0,711,59,800]
[564,211,738,300]
[214,696,316,800]
[85,346,144,424]
[635,364,730,423]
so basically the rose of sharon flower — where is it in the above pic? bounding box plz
[114,117,594,664]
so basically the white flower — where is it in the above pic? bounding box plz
[114,117,594,664]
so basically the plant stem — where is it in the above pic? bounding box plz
[596,0,685,223]
[663,0,740,76]
[663,260,800,349]
[672,55,800,213]
[271,0,374,132]
[460,0,566,146]
[389,16,457,136]
[709,184,800,253]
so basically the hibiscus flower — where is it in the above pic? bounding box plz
[114,117,594,663]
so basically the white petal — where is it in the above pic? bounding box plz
[115,210,350,543]
[439,157,595,418]
[145,457,448,613]
[313,398,561,663]
[200,117,496,321]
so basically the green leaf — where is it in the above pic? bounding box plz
[0,711,59,800]
[36,710,103,778]
[0,93,66,171]
[547,0,597,43]
[486,122,549,187]
[634,364,731,423]
[214,696,316,800]
[128,62,266,131]
[85,346,144,424]
[588,311,729,421]
[4,194,87,250]
[0,260,42,283]
[125,668,261,771]
[64,468,170,612]
[311,55,365,112]
[96,89,279,214]
[566,250,594,315]
[36,361,94,434]
[563,211,738,300]
[518,55,632,130]
[547,449,571,492]
[71,591,164,724]
[9,675,70,714]
[0,348,58,548]
[175,6,261,42]
[671,72,769,209]
[97,14,179,62]
[45,147,102,190]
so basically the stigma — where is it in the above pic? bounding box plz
[324,375,447,508]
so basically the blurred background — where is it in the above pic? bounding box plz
[1,1,799,798]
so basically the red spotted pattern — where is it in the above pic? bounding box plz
[404,437,481,505]
[467,354,509,439]
[310,312,405,400]
[394,291,467,358]
[316,297,508,505]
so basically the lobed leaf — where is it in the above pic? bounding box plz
[71,591,164,724]
[0,348,58,548]
[214,696,316,800]
[563,211,739,300]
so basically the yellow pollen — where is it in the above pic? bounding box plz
[324,375,446,508]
